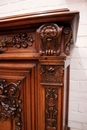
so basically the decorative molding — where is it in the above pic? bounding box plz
[0,79,22,130]
[45,88,58,130]
[40,65,63,84]
[0,33,34,53]
[38,23,72,56]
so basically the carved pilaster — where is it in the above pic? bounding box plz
[40,65,64,130]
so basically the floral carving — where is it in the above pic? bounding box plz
[0,79,22,130]
[12,33,34,48]
[45,88,58,130]
[0,33,34,53]
[40,65,63,84]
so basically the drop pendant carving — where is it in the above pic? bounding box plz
[0,79,22,130]
[45,88,58,130]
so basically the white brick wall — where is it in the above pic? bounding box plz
[0,0,87,130]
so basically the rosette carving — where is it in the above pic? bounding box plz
[0,79,22,130]
[12,33,34,48]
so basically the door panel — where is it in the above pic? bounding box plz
[0,62,37,130]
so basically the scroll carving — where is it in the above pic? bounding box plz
[0,33,34,53]
[63,27,72,55]
[45,88,58,130]
[40,65,63,84]
[38,23,72,56]
[0,79,22,130]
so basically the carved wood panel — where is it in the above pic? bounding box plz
[40,65,64,85]
[0,79,22,130]
[0,33,35,54]
[45,88,58,130]
[0,62,37,130]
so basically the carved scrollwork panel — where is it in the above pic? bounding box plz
[0,79,22,130]
[45,88,58,130]
[0,33,34,53]
[40,65,64,84]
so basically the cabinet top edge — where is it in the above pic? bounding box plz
[0,8,79,27]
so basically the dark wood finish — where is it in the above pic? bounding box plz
[0,9,79,130]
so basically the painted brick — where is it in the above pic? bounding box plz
[70,81,79,91]
[0,0,8,6]
[79,81,87,92]
[69,121,83,129]
[0,2,22,14]
[75,37,87,48]
[70,48,87,59]
[78,25,87,37]
[69,102,78,112]
[83,124,87,130]
[78,102,87,113]
[70,59,81,69]
[69,91,87,102]
[70,70,87,81]
[69,111,87,123]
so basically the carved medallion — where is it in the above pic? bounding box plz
[0,79,22,130]
[45,88,58,130]
[40,65,64,84]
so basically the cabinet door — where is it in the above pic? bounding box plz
[0,61,37,130]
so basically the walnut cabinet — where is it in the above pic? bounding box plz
[0,9,79,130]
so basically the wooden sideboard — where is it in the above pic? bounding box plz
[0,9,79,130]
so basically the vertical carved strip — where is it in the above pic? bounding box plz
[45,88,58,130]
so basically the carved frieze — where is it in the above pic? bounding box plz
[45,88,58,130]
[38,23,72,56]
[0,79,22,130]
[40,65,64,84]
[0,33,34,53]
